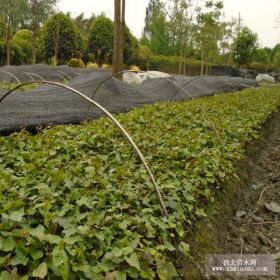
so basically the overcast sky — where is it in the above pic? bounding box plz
[57,0,280,48]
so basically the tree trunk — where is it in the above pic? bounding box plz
[54,17,60,64]
[6,21,11,66]
[183,48,186,76]
[178,47,182,75]
[200,49,204,76]
[113,0,121,78]
[113,0,125,80]
[31,31,37,64]
[119,0,125,77]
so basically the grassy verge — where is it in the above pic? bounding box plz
[0,86,279,279]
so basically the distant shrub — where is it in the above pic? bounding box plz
[87,62,98,68]
[129,65,140,71]
[102,63,111,69]
[67,58,85,68]
[249,61,267,73]
[50,56,57,66]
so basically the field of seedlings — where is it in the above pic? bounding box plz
[0,84,279,279]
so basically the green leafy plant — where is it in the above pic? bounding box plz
[67,58,85,68]
[0,86,279,279]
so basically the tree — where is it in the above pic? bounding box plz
[143,0,170,56]
[27,0,58,64]
[113,0,125,78]
[273,51,280,72]
[131,45,153,69]
[88,16,114,66]
[13,29,33,64]
[232,26,258,67]
[168,0,200,73]
[0,17,4,40]
[253,48,270,65]
[195,0,225,74]
[40,13,83,64]
[74,12,96,36]
[88,14,135,67]
[0,0,28,65]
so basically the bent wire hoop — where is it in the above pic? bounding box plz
[0,81,168,217]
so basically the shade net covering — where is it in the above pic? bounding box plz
[0,65,257,135]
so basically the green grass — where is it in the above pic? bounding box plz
[0,82,41,91]
[0,86,279,279]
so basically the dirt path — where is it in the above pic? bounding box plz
[219,110,280,279]
[180,110,280,279]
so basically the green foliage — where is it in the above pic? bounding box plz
[40,12,83,64]
[74,12,96,36]
[273,51,280,72]
[195,0,225,63]
[0,0,29,30]
[131,47,203,73]
[0,18,4,40]
[0,82,40,91]
[253,48,271,65]
[232,26,258,67]
[143,0,170,56]
[0,87,280,278]
[249,61,268,73]
[87,15,136,66]
[87,15,113,66]
[26,0,58,63]
[67,58,85,68]
[13,29,33,64]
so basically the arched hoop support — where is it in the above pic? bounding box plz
[56,71,72,81]
[43,73,68,83]
[0,70,21,84]
[24,72,45,81]
[89,70,225,145]
[0,81,168,217]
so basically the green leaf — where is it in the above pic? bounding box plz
[9,207,25,222]
[31,250,44,260]
[0,271,10,280]
[118,220,129,230]
[157,262,177,280]
[11,248,29,266]
[116,271,126,280]
[178,242,190,256]
[52,246,69,280]
[124,252,140,271]
[1,236,16,252]
[140,268,155,279]
[32,262,48,279]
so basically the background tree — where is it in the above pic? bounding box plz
[40,13,83,64]
[26,0,58,64]
[13,29,33,64]
[142,0,170,56]
[0,0,28,65]
[88,14,135,67]
[74,13,96,36]
[273,51,280,72]
[252,48,270,65]
[131,45,153,69]
[232,26,258,67]
[88,15,114,66]
[168,0,200,73]
[195,0,224,74]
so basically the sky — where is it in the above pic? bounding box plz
[57,0,280,48]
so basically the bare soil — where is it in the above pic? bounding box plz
[179,110,280,279]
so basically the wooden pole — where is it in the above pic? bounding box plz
[113,0,121,79]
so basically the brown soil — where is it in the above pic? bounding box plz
[178,110,280,279]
